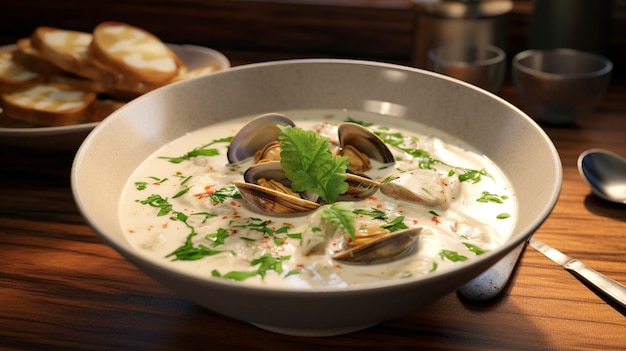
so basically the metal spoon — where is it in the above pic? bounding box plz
[459,149,626,302]
[578,149,626,204]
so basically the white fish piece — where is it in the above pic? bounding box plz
[379,169,461,210]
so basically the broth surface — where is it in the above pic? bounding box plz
[119,109,516,288]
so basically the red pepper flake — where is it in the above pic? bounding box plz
[162,222,168,228]
[431,216,440,224]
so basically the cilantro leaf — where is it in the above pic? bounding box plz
[381,216,408,232]
[209,184,241,204]
[215,254,291,281]
[463,242,487,255]
[353,207,388,220]
[320,202,356,240]
[438,250,468,262]
[159,137,233,164]
[277,125,348,203]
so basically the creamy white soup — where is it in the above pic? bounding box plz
[119,109,516,288]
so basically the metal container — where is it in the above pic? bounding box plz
[529,0,615,55]
[412,0,513,68]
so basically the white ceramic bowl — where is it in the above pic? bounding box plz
[71,59,562,336]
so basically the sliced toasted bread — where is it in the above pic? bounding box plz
[30,26,104,80]
[88,22,183,84]
[0,49,44,93]
[0,83,96,126]
[12,37,64,76]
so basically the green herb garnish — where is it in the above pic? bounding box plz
[159,137,233,164]
[277,125,348,204]
[497,213,511,219]
[319,202,357,240]
[458,169,489,183]
[463,243,487,255]
[172,186,192,199]
[438,250,468,262]
[205,228,231,247]
[381,216,408,232]
[209,184,241,204]
[353,208,388,220]
[214,254,291,281]
[167,232,226,261]
[477,191,509,204]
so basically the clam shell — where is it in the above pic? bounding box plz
[236,161,320,215]
[234,181,320,215]
[337,122,395,165]
[226,113,295,163]
[336,173,380,200]
[332,227,421,265]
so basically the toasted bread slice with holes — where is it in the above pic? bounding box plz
[30,26,105,80]
[0,83,96,126]
[0,49,44,93]
[88,22,183,84]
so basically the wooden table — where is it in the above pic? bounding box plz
[1,56,625,350]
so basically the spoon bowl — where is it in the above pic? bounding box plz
[578,149,626,204]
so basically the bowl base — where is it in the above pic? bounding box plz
[250,322,378,337]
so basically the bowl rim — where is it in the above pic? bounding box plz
[512,48,613,79]
[72,58,563,294]
[428,44,506,67]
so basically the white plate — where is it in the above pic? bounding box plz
[0,43,230,151]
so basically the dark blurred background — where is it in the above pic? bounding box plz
[1,0,624,76]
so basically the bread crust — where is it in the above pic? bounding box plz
[0,22,220,127]
[0,49,44,93]
[30,26,104,80]
[89,22,182,84]
[12,38,64,76]
[1,83,96,126]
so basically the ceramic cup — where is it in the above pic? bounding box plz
[512,48,613,125]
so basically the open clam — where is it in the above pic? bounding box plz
[337,122,395,173]
[332,227,422,265]
[236,160,382,215]
[337,173,380,201]
[234,161,321,215]
[226,113,295,164]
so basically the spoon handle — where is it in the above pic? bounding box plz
[529,237,626,310]
[565,260,626,310]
